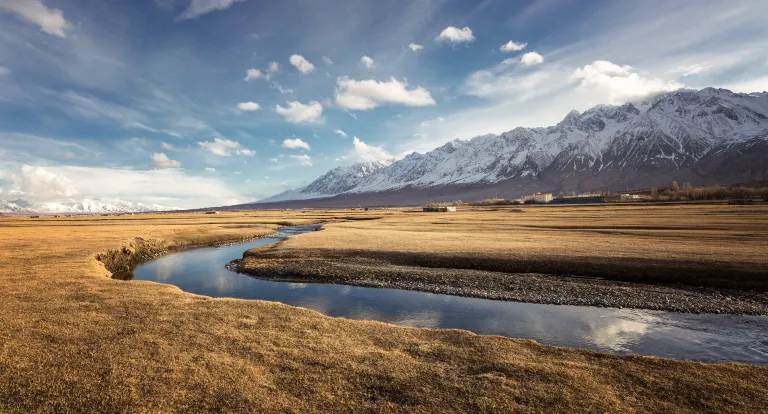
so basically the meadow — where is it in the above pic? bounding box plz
[0,207,767,412]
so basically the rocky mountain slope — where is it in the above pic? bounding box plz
[256,88,768,206]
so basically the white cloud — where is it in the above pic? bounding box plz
[289,154,312,166]
[197,138,255,157]
[289,54,315,74]
[408,43,424,52]
[322,56,333,66]
[244,68,263,81]
[572,60,684,103]
[674,63,713,77]
[236,101,261,111]
[520,52,544,66]
[266,61,279,73]
[0,0,70,37]
[500,40,527,52]
[161,142,178,151]
[177,0,246,21]
[151,153,182,169]
[334,129,348,138]
[352,137,393,163]
[0,66,9,75]
[205,167,216,172]
[274,101,324,124]
[282,138,310,150]
[334,77,436,110]
[42,166,247,208]
[360,55,376,69]
[720,76,768,93]
[8,165,78,202]
[436,26,475,44]
[270,82,294,95]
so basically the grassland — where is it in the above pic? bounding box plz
[241,204,768,314]
[1,208,767,412]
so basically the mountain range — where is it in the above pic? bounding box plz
[0,198,173,215]
[254,87,768,208]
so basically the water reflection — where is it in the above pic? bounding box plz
[130,226,768,364]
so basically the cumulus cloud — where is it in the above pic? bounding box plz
[44,166,247,208]
[322,56,333,66]
[572,60,684,103]
[334,129,348,138]
[198,138,255,156]
[244,68,263,81]
[289,154,312,166]
[334,77,436,111]
[352,137,393,163]
[0,0,70,37]
[436,26,475,44]
[500,40,527,52]
[177,0,246,21]
[150,153,182,169]
[282,138,310,150]
[274,101,324,124]
[408,43,424,52]
[289,54,315,74]
[360,55,375,69]
[674,63,713,77]
[267,61,279,73]
[236,101,261,111]
[8,165,78,201]
[520,52,544,66]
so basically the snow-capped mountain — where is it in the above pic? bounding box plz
[254,88,768,206]
[261,160,392,202]
[0,198,174,214]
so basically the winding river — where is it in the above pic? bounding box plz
[127,225,768,365]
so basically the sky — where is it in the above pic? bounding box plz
[1,0,767,208]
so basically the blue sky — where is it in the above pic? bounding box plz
[1,0,767,208]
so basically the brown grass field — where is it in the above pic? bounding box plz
[245,204,768,291]
[1,206,767,412]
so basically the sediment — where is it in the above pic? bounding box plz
[238,249,768,315]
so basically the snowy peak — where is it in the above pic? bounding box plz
[259,87,768,203]
[0,198,174,214]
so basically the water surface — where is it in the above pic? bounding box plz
[131,226,768,365]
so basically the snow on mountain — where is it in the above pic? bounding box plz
[261,160,392,202]
[0,200,37,214]
[0,198,174,214]
[259,88,768,203]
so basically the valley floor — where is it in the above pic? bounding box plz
[0,209,767,412]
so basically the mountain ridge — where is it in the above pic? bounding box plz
[0,198,174,214]
[253,87,768,207]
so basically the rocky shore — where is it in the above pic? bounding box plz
[237,254,768,315]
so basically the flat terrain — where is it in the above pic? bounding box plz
[1,209,767,412]
[242,204,768,314]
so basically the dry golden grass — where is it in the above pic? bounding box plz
[261,204,768,290]
[0,209,767,412]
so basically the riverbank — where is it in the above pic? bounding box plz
[1,211,767,412]
[240,204,768,315]
[238,253,768,315]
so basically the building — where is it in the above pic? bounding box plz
[204,211,220,215]
[620,194,647,201]
[423,206,457,212]
[525,192,553,204]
